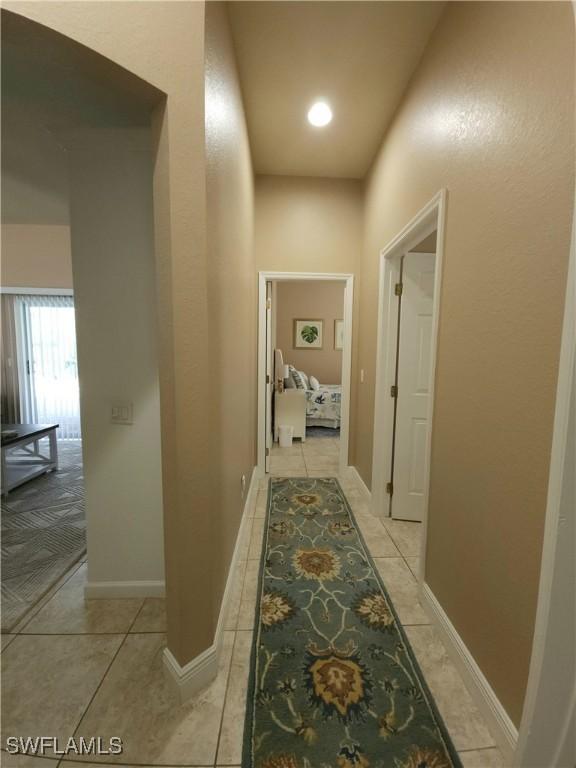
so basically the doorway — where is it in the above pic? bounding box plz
[257,271,354,477]
[16,293,81,439]
[371,191,446,568]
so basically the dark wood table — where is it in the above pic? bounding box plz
[1,423,59,495]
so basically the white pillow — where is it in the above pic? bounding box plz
[309,375,320,391]
[299,371,310,389]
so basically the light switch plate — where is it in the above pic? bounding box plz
[111,401,133,425]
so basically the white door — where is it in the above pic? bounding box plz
[392,252,436,521]
[265,281,273,473]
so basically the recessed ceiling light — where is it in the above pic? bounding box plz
[307,101,332,127]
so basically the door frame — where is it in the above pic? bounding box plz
[257,271,354,477]
[371,189,447,583]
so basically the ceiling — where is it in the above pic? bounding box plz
[228,1,445,179]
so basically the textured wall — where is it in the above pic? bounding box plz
[255,175,363,274]
[354,1,574,723]
[255,175,363,464]
[205,1,256,629]
[5,0,215,666]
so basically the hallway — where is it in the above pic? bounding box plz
[0,2,573,766]
[2,466,503,767]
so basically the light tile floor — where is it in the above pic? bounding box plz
[1,436,506,768]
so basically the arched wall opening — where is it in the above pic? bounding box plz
[2,8,167,603]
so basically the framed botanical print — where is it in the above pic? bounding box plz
[334,319,344,350]
[294,319,323,349]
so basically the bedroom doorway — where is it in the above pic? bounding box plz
[257,271,354,478]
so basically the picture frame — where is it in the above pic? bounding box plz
[293,319,323,349]
[334,319,344,350]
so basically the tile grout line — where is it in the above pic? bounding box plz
[65,630,131,755]
[234,492,261,626]
[15,631,158,637]
[125,595,148,635]
[213,629,239,767]
[235,518,255,628]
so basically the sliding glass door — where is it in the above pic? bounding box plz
[16,295,81,439]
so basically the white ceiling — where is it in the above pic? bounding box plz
[228,1,445,179]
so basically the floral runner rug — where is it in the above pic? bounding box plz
[242,477,462,768]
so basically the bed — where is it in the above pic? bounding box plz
[273,357,342,440]
[305,384,341,429]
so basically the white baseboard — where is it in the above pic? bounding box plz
[344,465,372,505]
[162,466,258,704]
[84,580,165,598]
[420,582,518,763]
[163,643,220,705]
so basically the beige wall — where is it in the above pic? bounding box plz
[255,175,363,274]
[2,114,73,290]
[276,280,344,384]
[255,175,363,462]
[6,1,216,666]
[205,2,256,626]
[1,224,73,289]
[354,1,574,724]
[6,0,256,673]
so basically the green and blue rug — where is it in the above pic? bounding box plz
[242,477,461,768]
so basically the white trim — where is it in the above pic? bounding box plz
[370,254,401,519]
[257,271,354,478]
[370,190,447,590]
[162,466,258,703]
[514,155,576,766]
[0,287,74,295]
[345,466,372,505]
[213,466,258,641]
[421,582,518,762]
[163,643,219,705]
[84,580,165,598]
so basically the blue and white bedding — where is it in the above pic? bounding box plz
[305,385,341,424]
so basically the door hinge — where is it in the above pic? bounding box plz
[266,447,270,456]
[394,282,403,296]
[390,385,398,398]
[266,298,272,310]
[266,374,270,384]
[386,481,393,495]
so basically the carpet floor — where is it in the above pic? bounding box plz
[1,439,85,632]
[242,477,461,768]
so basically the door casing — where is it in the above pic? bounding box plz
[257,271,354,477]
[371,189,447,584]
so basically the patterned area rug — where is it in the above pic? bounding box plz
[242,477,461,768]
[1,439,85,632]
